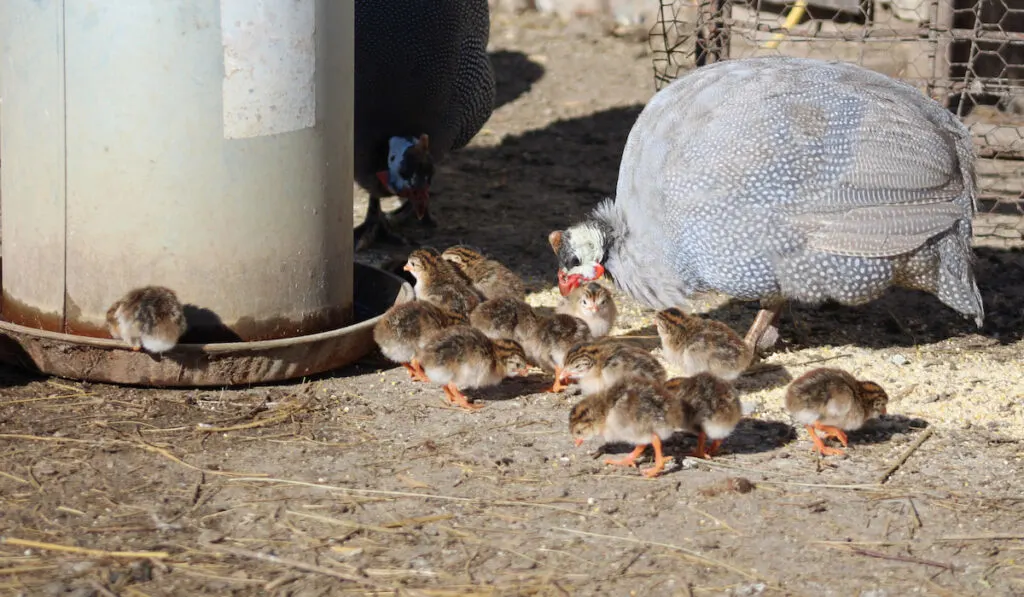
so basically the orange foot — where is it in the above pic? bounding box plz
[813,422,849,447]
[545,366,569,393]
[130,345,142,352]
[409,359,430,382]
[443,383,484,411]
[642,435,672,478]
[806,424,846,456]
[687,432,723,460]
[604,444,647,468]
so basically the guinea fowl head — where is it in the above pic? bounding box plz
[549,217,613,297]
[376,134,434,219]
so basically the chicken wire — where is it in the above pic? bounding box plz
[650,0,1024,244]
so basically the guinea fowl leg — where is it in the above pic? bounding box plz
[642,435,672,478]
[805,424,846,456]
[812,422,849,447]
[444,382,484,411]
[744,300,784,353]
[354,195,412,251]
[604,444,647,468]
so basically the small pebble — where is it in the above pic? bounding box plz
[889,354,909,366]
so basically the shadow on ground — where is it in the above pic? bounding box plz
[365,95,1024,353]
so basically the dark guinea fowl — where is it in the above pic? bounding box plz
[354,0,496,250]
[548,56,984,352]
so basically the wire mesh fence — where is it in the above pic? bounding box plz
[650,0,1024,245]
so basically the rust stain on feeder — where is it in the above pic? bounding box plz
[1,294,65,334]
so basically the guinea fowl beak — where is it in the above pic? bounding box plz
[557,269,580,296]
[375,171,396,194]
[557,264,605,296]
[410,187,429,220]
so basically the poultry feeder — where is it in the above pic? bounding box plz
[0,0,410,387]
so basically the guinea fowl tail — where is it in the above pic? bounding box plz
[940,125,985,329]
[937,223,984,328]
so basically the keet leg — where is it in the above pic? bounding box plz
[805,424,846,456]
[687,431,712,459]
[812,422,849,447]
[409,358,430,382]
[402,362,420,379]
[445,382,484,411]
[604,444,647,468]
[642,435,672,478]
[707,439,724,457]
[744,300,784,353]
[354,195,412,251]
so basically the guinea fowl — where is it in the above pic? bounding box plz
[354,0,496,250]
[549,56,984,351]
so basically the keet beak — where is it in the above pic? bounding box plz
[573,437,585,447]
[402,264,413,272]
[880,406,887,415]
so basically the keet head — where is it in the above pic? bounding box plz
[549,224,608,297]
[403,249,437,281]
[569,399,605,447]
[578,282,613,315]
[376,134,434,219]
[562,344,597,380]
[441,246,485,269]
[858,380,889,417]
[493,338,530,377]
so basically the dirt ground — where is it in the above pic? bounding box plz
[3,12,1024,597]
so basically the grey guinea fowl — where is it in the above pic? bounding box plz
[353,0,496,250]
[549,56,984,351]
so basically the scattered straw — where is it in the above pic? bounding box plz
[0,565,58,576]
[877,428,935,485]
[227,477,609,521]
[551,527,763,582]
[0,471,28,485]
[203,543,410,594]
[0,433,266,478]
[0,537,170,559]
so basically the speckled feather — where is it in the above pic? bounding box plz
[374,300,467,363]
[523,313,593,372]
[569,377,693,445]
[664,374,741,440]
[560,56,983,325]
[656,308,753,381]
[563,340,667,395]
[442,246,527,300]
[470,297,539,341]
[105,286,188,353]
[785,367,889,431]
[407,249,483,318]
[354,0,495,195]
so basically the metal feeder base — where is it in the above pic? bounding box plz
[0,263,412,387]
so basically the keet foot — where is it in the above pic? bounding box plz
[687,432,719,460]
[806,424,846,456]
[813,422,849,447]
[604,444,647,468]
[642,435,672,478]
[545,366,569,393]
[443,383,484,411]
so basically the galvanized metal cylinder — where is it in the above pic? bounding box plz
[0,0,354,342]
